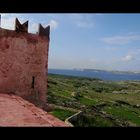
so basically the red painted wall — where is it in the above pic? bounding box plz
[0,28,49,109]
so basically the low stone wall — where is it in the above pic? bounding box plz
[65,111,83,127]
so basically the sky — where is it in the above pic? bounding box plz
[1,13,140,72]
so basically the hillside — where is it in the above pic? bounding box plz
[48,74,140,127]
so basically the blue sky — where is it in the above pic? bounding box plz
[1,14,140,71]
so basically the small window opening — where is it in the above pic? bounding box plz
[32,76,35,88]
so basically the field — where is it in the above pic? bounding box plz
[47,74,140,127]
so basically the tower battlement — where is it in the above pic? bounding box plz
[0,18,50,110]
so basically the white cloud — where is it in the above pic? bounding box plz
[94,14,104,16]
[37,19,58,31]
[1,17,15,30]
[0,14,58,33]
[48,20,58,30]
[69,14,94,28]
[1,14,28,31]
[122,54,134,61]
[1,14,21,18]
[102,34,140,45]
[77,21,94,28]
[0,14,10,17]
[29,22,38,33]
[29,19,58,33]
[104,46,117,51]
[48,55,98,69]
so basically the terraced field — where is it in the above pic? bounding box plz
[48,74,140,127]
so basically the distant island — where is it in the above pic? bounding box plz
[83,69,140,74]
[48,68,140,81]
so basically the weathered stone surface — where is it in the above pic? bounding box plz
[38,24,50,40]
[0,28,49,109]
[15,18,28,33]
[0,93,69,126]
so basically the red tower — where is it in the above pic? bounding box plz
[0,18,50,110]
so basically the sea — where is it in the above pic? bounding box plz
[48,69,140,81]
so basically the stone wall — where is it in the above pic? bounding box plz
[65,111,83,127]
[0,27,49,109]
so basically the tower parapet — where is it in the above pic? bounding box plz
[0,18,50,110]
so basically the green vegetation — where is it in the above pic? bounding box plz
[78,97,98,106]
[50,108,75,121]
[72,114,116,127]
[48,74,140,127]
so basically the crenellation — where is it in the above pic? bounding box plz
[0,18,50,111]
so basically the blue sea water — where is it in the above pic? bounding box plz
[48,69,140,81]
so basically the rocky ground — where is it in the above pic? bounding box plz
[0,93,68,127]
